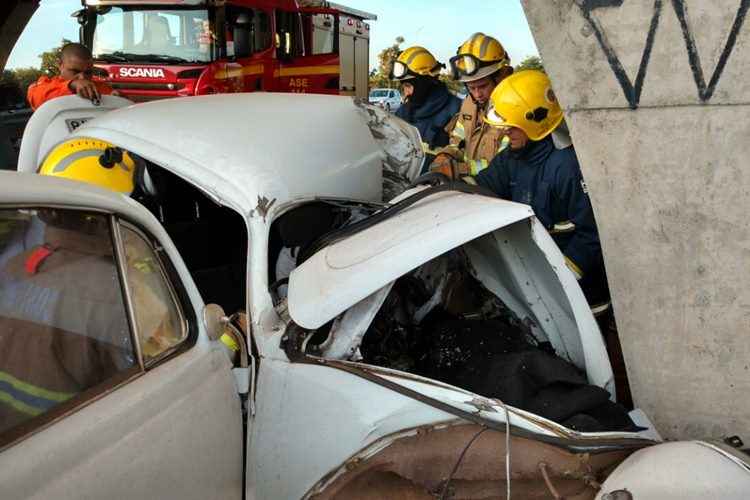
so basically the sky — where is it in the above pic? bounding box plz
[6,0,539,70]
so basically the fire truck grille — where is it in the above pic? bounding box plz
[110,82,186,91]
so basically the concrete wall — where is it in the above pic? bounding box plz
[522,0,750,440]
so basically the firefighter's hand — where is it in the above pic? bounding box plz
[430,153,456,179]
[69,77,101,102]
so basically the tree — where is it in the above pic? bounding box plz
[439,73,463,95]
[369,36,405,90]
[39,39,73,77]
[11,67,44,91]
[515,55,545,73]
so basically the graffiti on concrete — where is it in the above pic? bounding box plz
[579,0,750,109]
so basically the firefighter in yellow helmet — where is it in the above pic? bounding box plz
[37,137,240,360]
[431,33,514,179]
[475,70,610,315]
[0,139,151,430]
[38,137,139,194]
[392,46,461,172]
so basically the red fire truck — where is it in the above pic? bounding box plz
[75,0,375,102]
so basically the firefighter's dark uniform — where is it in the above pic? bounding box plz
[396,83,461,172]
[0,225,134,432]
[475,135,609,308]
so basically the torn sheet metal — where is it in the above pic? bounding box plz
[354,99,424,201]
[287,190,533,330]
[305,422,637,499]
[316,283,394,360]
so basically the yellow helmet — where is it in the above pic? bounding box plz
[450,33,510,83]
[391,46,444,80]
[484,70,563,141]
[38,137,137,195]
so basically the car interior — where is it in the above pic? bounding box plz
[135,161,248,314]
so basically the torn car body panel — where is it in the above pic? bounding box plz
[288,189,534,329]
[305,422,634,500]
[288,187,614,392]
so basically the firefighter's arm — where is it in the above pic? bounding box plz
[556,160,602,280]
[27,77,73,110]
[431,115,468,178]
[472,153,511,199]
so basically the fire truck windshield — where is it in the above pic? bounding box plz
[92,7,214,64]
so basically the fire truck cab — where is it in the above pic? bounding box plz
[75,0,375,102]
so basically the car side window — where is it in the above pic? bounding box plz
[120,224,187,364]
[0,208,136,437]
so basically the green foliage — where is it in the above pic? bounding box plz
[40,39,73,77]
[439,73,463,95]
[368,36,464,97]
[368,36,404,90]
[0,39,72,107]
[10,67,44,91]
[514,55,544,73]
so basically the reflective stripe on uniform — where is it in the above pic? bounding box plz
[451,121,466,141]
[564,256,583,280]
[469,159,489,176]
[421,141,442,156]
[550,221,576,234]
[0,370,75,416]
[590,302,611,316]
[498,135,509,152]
[220,332,240,352]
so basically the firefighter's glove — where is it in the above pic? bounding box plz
[429,153,456,179]
[68,77,101,103]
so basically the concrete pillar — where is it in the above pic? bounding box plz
[522,0,750,440]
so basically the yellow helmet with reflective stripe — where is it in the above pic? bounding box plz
[391,46,444,80]
[38,137,137,195]
[451,33,510,83]
[484,70,563,141]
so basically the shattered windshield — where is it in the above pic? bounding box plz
[92,7,214,64]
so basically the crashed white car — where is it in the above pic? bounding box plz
[1,93,749,500]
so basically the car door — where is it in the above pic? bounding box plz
[0,172,243,500]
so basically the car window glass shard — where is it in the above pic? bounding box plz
[120,224,187,363]
[0,208,136,435]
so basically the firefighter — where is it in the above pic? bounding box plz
[0,206,135,432]
[36,138,231,356]
[27,43,115,111]
[391,46,461,171]
[430,33,514,179]
[475,70,610,313]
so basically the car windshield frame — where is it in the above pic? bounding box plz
[91,5,215,65]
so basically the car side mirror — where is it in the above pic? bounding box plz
[203,303,227,341]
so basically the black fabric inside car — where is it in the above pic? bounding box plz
[358,255,638,433]
[140,163,247,313]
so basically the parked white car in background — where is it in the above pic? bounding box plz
[368,87,401,112]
